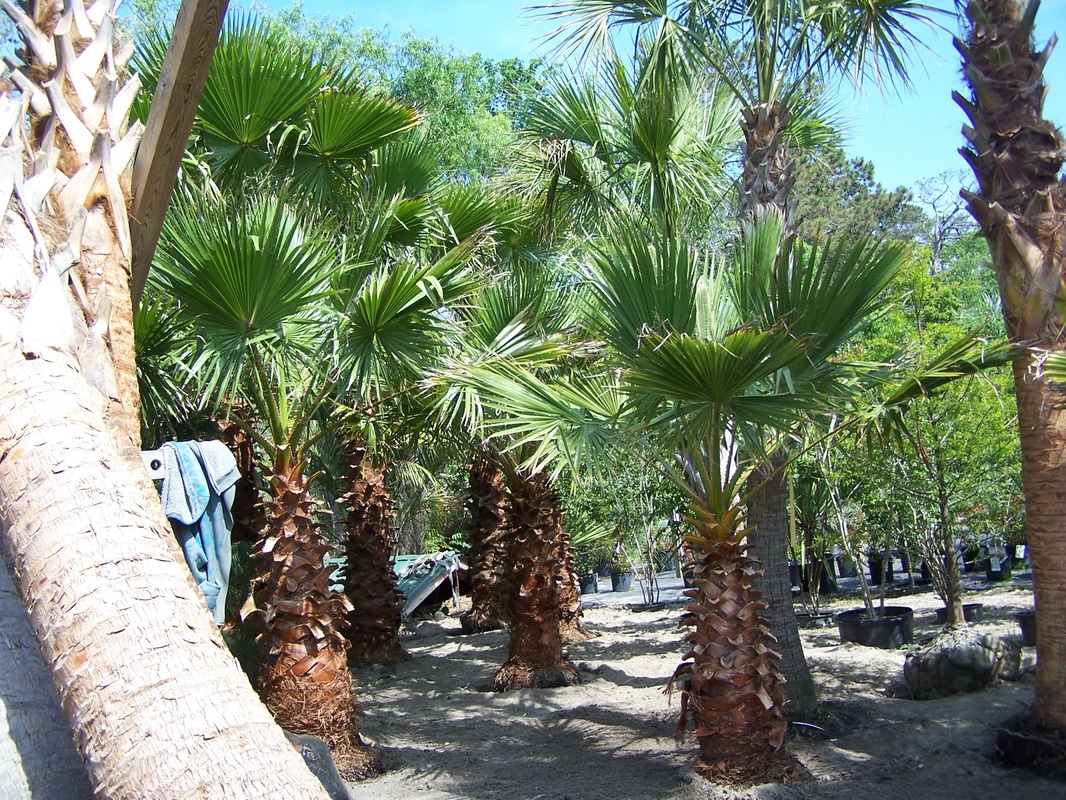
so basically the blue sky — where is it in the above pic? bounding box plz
[257,0,1066,193]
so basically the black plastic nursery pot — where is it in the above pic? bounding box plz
[835,606,914,649]
[1014,610,1036,647]
[986,561,1012,582]
[578,573,598,595]
[867,554,895,586]
[611,571,634,592]
[934,603,984,624]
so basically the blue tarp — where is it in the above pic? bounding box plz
[326,550,463,618]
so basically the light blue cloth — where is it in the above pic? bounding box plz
[160,441,240,625]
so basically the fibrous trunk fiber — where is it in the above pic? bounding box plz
[957,0,1066,730]
[461,457,509,634]
[253,467,379,779]
[672,535,804,784]
[494,470,580,691]
[340,445,408,665]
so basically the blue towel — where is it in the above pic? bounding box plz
[160,441,239,625]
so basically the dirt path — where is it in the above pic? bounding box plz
[346,582,1059,800]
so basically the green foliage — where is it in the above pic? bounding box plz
[793,148,922,242]
[517,42,739,239]
[133,17,421,209]
[134,292,213,447]
[261,5,547,178]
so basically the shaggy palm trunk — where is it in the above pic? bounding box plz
[0,3,329,796]
[671,513,795,783]
[745,459,819,719]
[738,100,815,711]
[494,470,580,691]
[220,416,265,545]
[340,445,407,665]
[557,517,596,643]
[461,457,509,634]
[956,0,1066,729]
[739,101,796,234]
[253,464,379,779]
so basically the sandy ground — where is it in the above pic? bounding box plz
[345,576,1060,800]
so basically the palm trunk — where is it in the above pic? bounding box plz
[220,416,266,545]
[739,101,796,234]
[340,445,408,665]
[0,315,329,798]
[0,2,330,794]
[494,470,580,691]
[957,0,1066,729]
[0,551,93,799]
[253,462,380,779]
[670,516,796,783]
[461,457,509,634]
[557,514,596,643]
[745,458,819,719]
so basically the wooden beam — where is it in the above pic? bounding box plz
[129,0,228,311]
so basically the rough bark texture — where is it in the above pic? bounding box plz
[746,459,819,719]
[0,548,93,800]
[461,458,509,634]
[219,416,265,545]
[671,505,801,784]
[494,470,580,691]
[252,464,379,779]
[340,445,408,665]
[0,2,329,795]
[0,286,329,799]
[957,0,1066,729]
[557,516,596,644]
[739,101,795,233]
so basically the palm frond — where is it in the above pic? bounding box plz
[151,193,345,406]
[196,16,329,182]
[585,221,704,356]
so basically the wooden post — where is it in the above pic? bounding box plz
[130,0,228,311]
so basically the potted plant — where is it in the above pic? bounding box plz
[609,551,634,592]
[574,551,598,594]
[984,539,1012,582]
[821,444,914,649]
[1014,609,1036,646]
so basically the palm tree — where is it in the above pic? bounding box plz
[461,454,511,633]
[430,247,605,680]
[336,241,483,665]
[541,0,939,230]
[955,0,1066,731]
[0,1,333,796]
[339,441,410,664]
[462,209,918,779]
[151,195,380,777]
[541,0,940,715]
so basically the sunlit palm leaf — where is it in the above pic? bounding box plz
[151,194,344,404]
[729,208,909,368]
[196,17,328,182]
[291,89,421,203]
[341,241,483,401]
[585,222,704,356]
[459,364,624,479]
[626,328,813,433]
